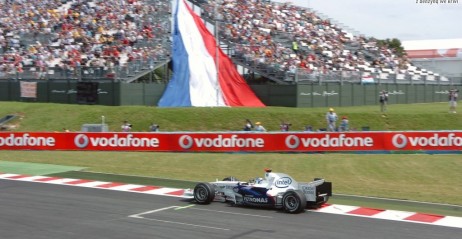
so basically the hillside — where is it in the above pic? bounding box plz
[0,102,460,132]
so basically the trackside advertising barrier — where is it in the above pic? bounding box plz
[1,131,462,152]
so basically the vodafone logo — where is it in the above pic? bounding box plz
[0,133,55,147]
[391,133,462,148]
[73,134,159,148]
[74,134,90,148]
[285,134,374,149]
[178,135,265,149]
[285,135,300,149]
[179,135,194,149]
[392,134,407,148]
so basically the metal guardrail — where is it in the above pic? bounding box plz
[292,69,451,85]
[0,57,170,82]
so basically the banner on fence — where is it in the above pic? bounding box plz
[20,81,37,98]
[1,131,462,152]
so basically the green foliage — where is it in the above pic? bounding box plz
[377,38,405,57]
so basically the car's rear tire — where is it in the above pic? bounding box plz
[282,190,307,214]
[193,183,215,204]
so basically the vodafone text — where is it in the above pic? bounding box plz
[0,133,55,147]
[286,134,374,149]
[74,134,159,148]
[392,133,462,148]
[179,135,265,149]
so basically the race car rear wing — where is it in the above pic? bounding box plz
[316,181,332,197]
[299,179,332,207]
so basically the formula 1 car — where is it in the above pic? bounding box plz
[183,169,332,214]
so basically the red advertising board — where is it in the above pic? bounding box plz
[0,131,461,152]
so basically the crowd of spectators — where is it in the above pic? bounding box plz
[0,0,171,80]
[0,0,443,83]
[200,0,440,83]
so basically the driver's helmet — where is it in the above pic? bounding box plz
[264,168,272,179]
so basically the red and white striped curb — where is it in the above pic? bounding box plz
[314,204,462,228]
[1,173,461,229]
[0,173,185,197]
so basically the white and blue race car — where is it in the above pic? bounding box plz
[183,169,332,214]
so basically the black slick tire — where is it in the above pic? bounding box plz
[282,190,307,214]
[193,182,215,204]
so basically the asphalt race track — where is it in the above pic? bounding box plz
[0,180,459,239]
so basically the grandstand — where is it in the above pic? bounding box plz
[194,0,455,85]
[0,0,171,82]
[0,0,454,85]
[0,0,459,107]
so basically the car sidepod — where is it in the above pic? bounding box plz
[236,184,275,207]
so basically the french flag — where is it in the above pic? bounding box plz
[158,0,265,107]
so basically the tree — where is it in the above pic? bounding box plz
[377,38,405,57]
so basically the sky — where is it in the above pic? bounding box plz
[273,0,462,41]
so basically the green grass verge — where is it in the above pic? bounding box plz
[1,102,461,132]
[0,161,85,175]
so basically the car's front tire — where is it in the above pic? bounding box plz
[282,190,307,214]
[193,183,215,204]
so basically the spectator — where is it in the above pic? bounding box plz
[304,125,313,132]
[207,0,429,82]
[254,122,267,132]
[0,0,433,83]
[121,120,132,132]
[280,121,291,132]
[325,108,338,132]
[449,89,458,113]
[379,90,389,114]
[292,40,298,54]
[149,123,160,132]
[339,116,349,132]
[243,119,253,131]
[0,0,171,80]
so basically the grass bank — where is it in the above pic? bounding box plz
[1,102,461,132]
